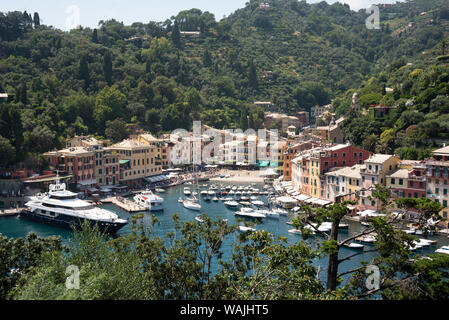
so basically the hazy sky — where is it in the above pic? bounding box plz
[2,0,402,31]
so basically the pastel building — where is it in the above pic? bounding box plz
[359,154,401,211]
[425,146,449,219]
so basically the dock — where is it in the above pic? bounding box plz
[107,196,147,213]
[0,208,22,217]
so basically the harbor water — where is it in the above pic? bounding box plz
[1,182,447,285]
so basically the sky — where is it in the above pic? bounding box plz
[2,0,402,31]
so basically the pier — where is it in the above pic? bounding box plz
[105,196,147,213]
[0,208,22,217]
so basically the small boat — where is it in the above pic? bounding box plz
[200,190,208,196]
[435,246,449,255]
[155,188,165,193]
[361,222,370,227]
[251,200,265,207]
[239,201,252,206]
[402,229,415,235]
[344,242,365,250]
[134,190,164,211]
[288,227,316,235]
[184,187,191,196]
[224,200,240,208]
[195,216,205,223]
[356,235,376,244]
[258,209,280,219]
[235,208,266,219]
[272,208,288,216]
[203,197,211,202]
[212,197,219,202]
[208,190,216,196]
[183,199,201,211]
[239,226,256,233]
[338,223,349,230]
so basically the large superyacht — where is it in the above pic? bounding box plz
[21,177,128,234]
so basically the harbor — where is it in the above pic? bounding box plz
[2,178,449,286]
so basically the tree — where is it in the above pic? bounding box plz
[171,22,181,48]
[0,135,16,167]
[292,185,439,296]
[33,12,40,28]
[105,119,129,143]
[103,51,113,86]
[94,85,127,133]
[92,29,98,43]
[78,54,90,89]
[248,59,258,90]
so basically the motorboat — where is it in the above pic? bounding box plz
[212,197,219,202]
[133,190,164,211]
[195,216,205,223]
[356,235,376,244]
[184,187,191,196]
[200,190,208,196]
[251,200,265,207]
[22,176,127,234]
[435,246,449,255]
[343,242,365,250]
[239,201,252,206]
[208,190,216,196]
[272,208,288,216]
[224,200,240,208]
[257,209,280,219]
[239,226,256,233]
[235,207,266,219]
[155,188,165,193]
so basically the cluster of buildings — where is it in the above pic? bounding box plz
[289,144,449,221]
[43,134,170,190]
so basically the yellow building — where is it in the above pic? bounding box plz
[136,133,171,168]
[107,139,162,187]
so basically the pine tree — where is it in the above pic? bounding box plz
[20,82,27,105]
[248,59,258,90]
[171,22,181,48]
[202,49,212,67]
[103,51,113,86]
[92,29,98,43]
[33,12,40,27]
[78,55,90,89]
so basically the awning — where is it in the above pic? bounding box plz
[119,160,130,165]
[24,174,74,183]
[295,194,311,201]
[258,160,270,168]
[145,175,169,183]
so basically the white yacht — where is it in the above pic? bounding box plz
[184,187,191,196]
[224,200,240,208]
[183,198,201,211]
[235,207,266,219]
[22,178,127,234]
[435,246,449,255]
[133,190,164,211]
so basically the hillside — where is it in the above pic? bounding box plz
[0,0,449,168]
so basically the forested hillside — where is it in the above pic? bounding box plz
[0,0,449,168]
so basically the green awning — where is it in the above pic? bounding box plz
[119,160,130,165]
[258,160,270,167]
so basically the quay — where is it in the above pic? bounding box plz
[105,196,147,213]
[0,208,22,217]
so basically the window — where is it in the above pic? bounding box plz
[391,178,395,185]
[399,179,403,185]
